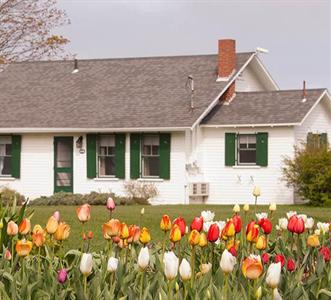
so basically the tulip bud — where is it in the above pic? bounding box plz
[190,216,203,232]
[252,186,261,197]
[243,204,250,212]
[57,268,68,284]
[139,227,151,245]
[120,223,129,240]
[53,211,60,222]
[266,262,281,288]
[76,204,91,223]
[278,218,288,231]
[173,217,186,236]
[106,197,116,211]
[317,222,329,235]
[198,232,207,248]
[80,253,93,276]
[179,258,191,281]
[242,255,263,279]
[305,217,314,230]
[163,251,179,280]
[255,235,267,250]
[169,225,182,243]
[319,246,330,262]
[256,286,262,300]
[46,216,58,234]
[188,229,200,246]
[138,247,150,270]
[4,249,11,260]
[207,223,220,243]
[82,233,87,241]
[220,249,237,274]
[307,234,319,247]
[258,218,272,235]
[269,203,276,212]
[274,254,285,267]
[107,257,119,273]
[15,239,33,257]
[286,259,295,272]
[160,215,172,232]
[18,218,31,235]
[87,230,93,239]
[233,204,240,213]
[7,221,18,236]
[261,252,269,264]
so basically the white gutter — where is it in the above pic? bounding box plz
[0,127,190,134]
[190,52,256,130]
[200,123,299,128]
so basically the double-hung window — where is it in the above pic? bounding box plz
[0,136,12,176]
[141,134,160,177]
[98,135,116,177]
[237,134,257,164]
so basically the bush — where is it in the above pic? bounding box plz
[31,191,134,206]
[123,181,158,205]
[0,186,25,206]
[282,142,331,206]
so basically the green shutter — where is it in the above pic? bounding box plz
[160,133,171,179]
[115,134,126,179]
[11,135,21,178]
[130,134,141,179]
[225,133,236,166]
[256,132,268,166]
[320,133,328,148]
[86,134,97,179]
[307,132,314,148]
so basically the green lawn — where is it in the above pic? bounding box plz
[29,204,331,251]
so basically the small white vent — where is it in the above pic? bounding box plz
[189,183,209,197]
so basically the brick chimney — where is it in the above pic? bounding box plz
[218,39,236,103]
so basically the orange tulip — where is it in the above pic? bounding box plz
[15,239,33,257]
[226,239,240,251]
[46,216,58,234]
[188,229,200,246]
[223,219,236,237]
[102,219,121,239]
[242,255,263,280]
[160,215,172,232]
[120,223,129,240]
[32,231,45,247]
[76,204,91,223]
[32,224,44,234]
[169,224,182,243]
[128,225,140,243]
[199,232,208,247]
[139,227,151,245]
[7,221,18,236]
[255,236,267,250]
[246,221,259,243]
[307,234,320,247]
[54,222,70,241]
[18,218,31,235]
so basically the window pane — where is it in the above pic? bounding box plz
[99,135,115,147]
[0,136,12,144]
[0,145,5,156]
[99,157,115,176]
[0,157,11,175]
[56,172,71,187]
[143,157,160,176]
[143,145,151,155]
[152,145,159,155]
[56,141,71,168]
[5,144,12,155]
[239,150,256,163]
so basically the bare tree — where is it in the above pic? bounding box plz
[0,0,70,66]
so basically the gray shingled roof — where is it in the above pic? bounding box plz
[0,53,253,129]
[202,89,327,126]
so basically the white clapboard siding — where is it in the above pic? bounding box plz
[197,127,295,204]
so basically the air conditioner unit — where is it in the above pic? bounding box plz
[189,183,209,197]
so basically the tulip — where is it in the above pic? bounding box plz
[18,218,31,235]
[87,230,93,240]
[169,224,182,243]
[228,246,237,257]
[256,212,268,221]
[220,249,237,274]
[32,230,45,247]
[4,249,11,261]
[273,288,282,300]
[255,235,267,250]
[53,211,60,222]
[315,229,321,236]
[286,211,297,219]
[54,222,70,241]
[179,258,191,281]
[188,229,200,246]
[278,218,288,231]
[305,217,314,230]
[140,207,145,215]
[198,232,207,247]
[15,239,33,257]
[287,215,304,234]
[286,259,295,272]
[103,219,121,239]
[76,204,91,223]
[232,215,242,233]
[258,218,272,235]
[32,224,43,234]
[128,225,140,243]
[223,219,236,237]
[120,223,129,240]
[106,197,116,211]
[266,262,281,288]
[163,251,179,280]
[190,216,203,232]
[200,262,212,274]
[46,216,58,234]
[307,234,320,247]
[7,221,18,236]
[256,286,262,300]
[233,204,240,213]
[319,247,330,262]
[242,255,263,280]
[269,203,277,212]
[274,254,285,267]
[138,247,150,270]
[80,253,93,276]
[246,221,259,243]
[107,257,119,272]
[201,210,215,222]
[252,186,261,197]
[226,239,240,251]
[207,223,220,242]
[317,222,329,235]
[57,268,68,284]
[261,252,269,264]
[139,227,151,245]
[160,215,172,231]
[243,204,250,212]
[173,217,186,236]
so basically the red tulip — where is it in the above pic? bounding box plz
[287,259,296,272]
[173,217,186,236]
[258,218,272,235]
[287,215,305,234]
[319,246,330,262]
[274,254,285,267]
[261,252,269,264]
[207,223,220,242]
[232,214,242,233]
[229,246,237,257]
[190,216,203,232]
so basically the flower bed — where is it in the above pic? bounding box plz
[0,197,330,299]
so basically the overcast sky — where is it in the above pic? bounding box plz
[57,0,331,90]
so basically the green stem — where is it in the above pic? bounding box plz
[183,282,187,300]
[84,275,87,297]
[167,280,172,300]
[140,271,144,300]
[290,233,294,252]
[224,274,229,300]
[190,246,195,288]
[248,281,251,300]
[162,231,166,261]
[253,279,257,300]
[211,243,215,273]
[177,241,181,263]
[38,246,41,276]
[254,196,257,216]
[11,239,14,268]
[81,222,85,253]
[124,245,129,273]
[108,239,113,256]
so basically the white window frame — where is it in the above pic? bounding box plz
[0,135,12,177]
[237,134,257,165]
[97,134,116,178]
[141,134,160,178]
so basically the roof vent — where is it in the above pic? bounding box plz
[72,59,79,74]
[185,75,195,109]
[302,80,307,103]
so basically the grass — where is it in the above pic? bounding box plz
[28,204,331,251]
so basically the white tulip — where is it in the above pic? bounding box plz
[252,186,261,197]
[286,211,297,219]
[233,204,240,213]
[201,210,215,223]
[269,203,277,211]
[216,221,226,232]
[266,262,281,288]
[314,229,321,236]
[107,257,119,273]
[80,253,93,276]
[179,258,191,281]
[273,288,282,300]
[163,251,179,280]
[256,212,268,221]
[220,249,237,274]
[305,217,314,230]
[297,214,307,223]
[243,203,250,212]
[203,221,212,233]
[138,247,150,270]
[317,222,329,235]
[140,208,145,215]
[276,225,281,231]
[278,218,288,230]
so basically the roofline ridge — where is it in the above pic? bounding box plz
[236,88,327,94]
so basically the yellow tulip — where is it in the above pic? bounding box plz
[307,234,320,247]
[169,224,181,243]
[46,216,58,234]
[188,229,200,246]
[139,227,151,245]
[198,232,208,248]
[54,222,70,241]
[16,239,33,257]
[255,236,267,250]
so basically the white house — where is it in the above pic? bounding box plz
[0,39,330,204]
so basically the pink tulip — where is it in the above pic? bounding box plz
[57,268,68,284]
[76,204,91,223]
[4,249,11,261]
[53,211,60,222]
[106,197,116,211]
